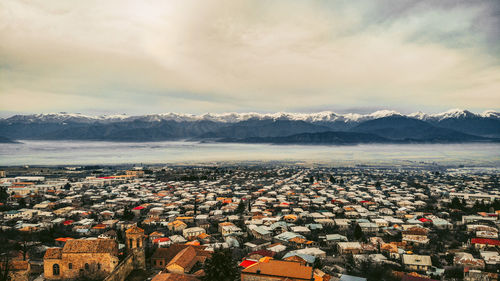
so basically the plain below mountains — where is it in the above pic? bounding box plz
[0,109,498,145]
[0,136,18,143]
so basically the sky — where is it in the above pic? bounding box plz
[1,0,500,117]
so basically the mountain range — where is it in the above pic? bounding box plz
[0,109,499,144]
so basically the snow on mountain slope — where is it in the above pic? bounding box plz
[2,109,498,124]
[410,109,499,121]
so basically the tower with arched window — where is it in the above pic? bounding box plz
[125,225,145,252]
[125,225,146,270]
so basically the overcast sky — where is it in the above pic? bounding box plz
[1,0,499,116]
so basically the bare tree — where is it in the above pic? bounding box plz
[0,253,11,281]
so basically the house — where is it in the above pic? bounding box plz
[284,253,316,265]
[244,239,271,252]
[432,218,452,230]
[402,254,432,272]
[166,246,210,274]
[334,219,351,230]
[170,235,187,244]
[250,226,272,240]
[337,242,363,255]
[402,227,429,245]
[168,220,187,232]
[454,252,485,269]
[358,222,378,233]
[183,227,206,239]
[470,238,500,249]
[241,259,313,281]
[151,244,210,270]
[150,231,165,243]
[219,222,242,236]
[267,243,287,253]
[325,234,348,246]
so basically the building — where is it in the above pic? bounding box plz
[183,227,206,239]
[126,225,146,252]
[166,246,209,274]
[151,244,210,270]
[43,239,119,280]
[337,242,363,255]
[241,259,313,281]
[125,225,147,270]
[126,170,145,177]
[402,254,432,272]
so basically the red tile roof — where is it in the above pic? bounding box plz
[239,259,258,268]
[471,238,500,246]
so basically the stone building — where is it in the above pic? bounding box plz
[126,225,145,253]
[44,238,119,280]
[125,225,146,270]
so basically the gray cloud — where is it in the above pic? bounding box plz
[0,0,499,115]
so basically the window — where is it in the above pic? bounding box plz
[136,238,141,248]
[97,263,101,270]
[53,264,60,276]
[68,263,72,269]
[159,261,162,266]
[85,263,89,270]
[129,238,133,248]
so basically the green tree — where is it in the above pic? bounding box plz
[121,208,134,221]
[354,224,365,241]
[329,175,336,183]
[0,187,8,203]
[202,249,239,281]
[236,200,245,215]
[193,198,198,216]
[18,198,26,208]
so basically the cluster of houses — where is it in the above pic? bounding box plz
[0,166,499,281]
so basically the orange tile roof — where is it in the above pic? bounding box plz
[55,237,74,242]
[62,239,118,254]
[167,246,197,270]
[125,225,144,234]
[242,259,313,280]
[152,273,200,281]
[44,248,62,259]
[197,233,210,239]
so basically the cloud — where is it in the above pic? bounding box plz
[0,0,499,115]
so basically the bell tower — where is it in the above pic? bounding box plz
[125,225,146,269]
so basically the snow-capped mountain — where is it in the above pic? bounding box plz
[410,109,479,121]
[4,109,477,124]
[1,109,498,142]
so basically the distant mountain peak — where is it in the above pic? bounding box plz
[481,110,500,118]
[2,109,498,124]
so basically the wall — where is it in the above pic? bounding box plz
[103,249,146,281]
[103,255,135,281]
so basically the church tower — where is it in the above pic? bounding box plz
[125,225,146,269]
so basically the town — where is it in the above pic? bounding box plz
[0,164,499,281]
